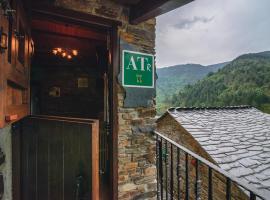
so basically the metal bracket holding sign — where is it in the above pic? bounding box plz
[122,50,154,88]
[118,39,156,108]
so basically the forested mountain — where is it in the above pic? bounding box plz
[170,51,270,113]
[156,62,229,114]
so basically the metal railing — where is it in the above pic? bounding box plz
[154,131,267,200]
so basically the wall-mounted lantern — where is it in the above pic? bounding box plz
[0,27,7,53]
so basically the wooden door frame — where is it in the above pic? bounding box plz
[12,5,121,200]
[110,26,120,200]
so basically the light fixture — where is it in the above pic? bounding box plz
[72,50,78,56]
[57,48,62,53]
[52,49,58,55]
[52,48,78,60]
[0,27,8,53]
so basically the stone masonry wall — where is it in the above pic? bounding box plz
[51,1,157,199]
[157,114,248,200]
[0,126,12,200]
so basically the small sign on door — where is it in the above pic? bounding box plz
[78,77,89,88]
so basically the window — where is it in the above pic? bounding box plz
[18,22,25,65]
[8,16,13,63]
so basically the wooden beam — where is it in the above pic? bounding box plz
[31,19,107,41]
[32,4,122,29]
[130,0,193,24]
[32,32,102,50]
[114,0,141,6]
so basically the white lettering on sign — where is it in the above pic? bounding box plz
[126,56,152,72]
[126,56,137,70]
[147,63,152,71]
[136,74,143,83]
[137,56,149,71]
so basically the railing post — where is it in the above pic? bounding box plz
[208,167,213,200]
[185,153,189,200]
[170,144,174,200]
[177,148,180,200]
[156,135,160,200]
[195,159,201,200]
[226,178,231,200]
[158,138,163,199]
[250,192,256,200]
[165,141,169,200]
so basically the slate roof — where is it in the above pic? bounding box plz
[166,106,270,197]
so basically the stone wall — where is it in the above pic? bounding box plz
[117,106,156,199]
[52,1,157,199]
[157,114,248,200]
[0,126,12,200]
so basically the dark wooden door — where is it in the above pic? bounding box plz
[13,116,99,200]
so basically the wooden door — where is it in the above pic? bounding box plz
[13,116,99,200]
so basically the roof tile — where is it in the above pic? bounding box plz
[167,106,270,196]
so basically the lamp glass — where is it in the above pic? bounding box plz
[72,50,78,56]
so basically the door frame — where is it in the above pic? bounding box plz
[12,5,121,200]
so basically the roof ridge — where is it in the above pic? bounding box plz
[168,105,253,112]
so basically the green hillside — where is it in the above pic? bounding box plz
[171,51,270,113]
[156,62,229,114]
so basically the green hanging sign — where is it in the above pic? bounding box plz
[122,50,155,88]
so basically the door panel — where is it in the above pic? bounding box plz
[16,116,99,200]
[36,119,49,200]
[21,118,36,200]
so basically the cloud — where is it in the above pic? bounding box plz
[156,0,270,68]
[174,16,214,30]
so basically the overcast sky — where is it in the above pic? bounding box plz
[156,0,270,68]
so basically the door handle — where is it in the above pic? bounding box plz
[75,175,84,200]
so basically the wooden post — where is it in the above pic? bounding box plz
[91,120,100,200]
